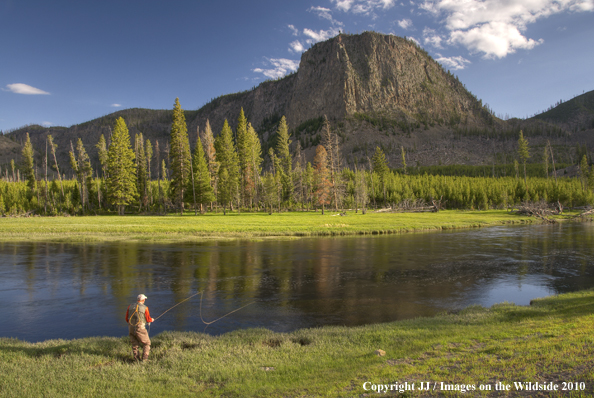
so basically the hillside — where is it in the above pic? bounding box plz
[532,90,594,131]
[2,32,591,175]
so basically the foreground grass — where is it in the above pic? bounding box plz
[1,290,594,397]
[0,209,580,243]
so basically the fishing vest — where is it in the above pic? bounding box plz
[128,302,148,327]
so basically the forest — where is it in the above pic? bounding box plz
[1,99,593,217]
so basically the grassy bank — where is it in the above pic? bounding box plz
[0,209,582,243]
[1,290,593,397]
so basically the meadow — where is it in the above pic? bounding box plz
[1,289,593,397]
[0,209,564,242]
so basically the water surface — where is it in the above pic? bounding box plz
[1,222,592,342]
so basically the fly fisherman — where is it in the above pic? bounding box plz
[125,294,155,361]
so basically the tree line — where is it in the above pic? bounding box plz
[1,99,593,216]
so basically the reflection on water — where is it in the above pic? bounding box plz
[0,222,593,342]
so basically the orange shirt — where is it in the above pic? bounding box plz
[125,304,154,323]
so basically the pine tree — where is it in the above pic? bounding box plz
[215,120,240,213]
[21,132,35,190]
[96,134,108,178]
[106,117,137,215]
[293,141,304,209]
[275,116,293,203]
[313,145,331,215]
[169,98,192,214]
[135,133,148,210]
[321,116,341,210]
[245,122,262,208]
[201,119,219,210]
[372,146,389,204]
[517,130,530,187]
[190,136,215,213]
[145,139,153,180]
[236,108,249,206]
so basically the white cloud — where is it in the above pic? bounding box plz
[253,58,300,79]
[4,83,50,95]
[423,27,443,48]
[398,18,413,30]
[331,0,396,14]
[41,121,53,127]
[289,40,305,53]
[111,103,122,107]
[331,0,355,12]
[303,27,341,43]
[435,54,471,70]
[420,0,594,58]
[449,22,542,58]
[288,24,299,36]
[308,6,344,25]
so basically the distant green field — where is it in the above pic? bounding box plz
[2,289,593,397]
[0,209,561,242]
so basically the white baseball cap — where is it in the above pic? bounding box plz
[137,294,148,301]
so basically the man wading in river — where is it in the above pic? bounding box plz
[125,294,155,361]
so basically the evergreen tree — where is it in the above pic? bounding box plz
[145,139,153,180]
[215,120,240,213]
[321,116,341,209]
[169,98,192,214]
[135,133,148,210]
[372,146,389,204]
[236,108,249,205]
[96,134,108,178]
[517,130,530,187]
[275,116,293,202]
[21,132,35,190]
[313,145,331,214]
[201,119,219,209]
[245,122,262,208]
[189,136,215,213]
[106,117,137,215]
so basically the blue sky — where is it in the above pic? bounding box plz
[1,0,593,132]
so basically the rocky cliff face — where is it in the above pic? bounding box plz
[286,32,487,128]
[190,31,491,135]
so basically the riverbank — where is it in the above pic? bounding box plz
[1,289,593,397]
[0,209,585,243]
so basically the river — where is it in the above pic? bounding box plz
[1,222,592,342]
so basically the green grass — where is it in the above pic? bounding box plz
[2,290,594,397]
[0,209,578,243]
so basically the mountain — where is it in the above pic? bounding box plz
[532,90,594,131]
[2,32,591,175]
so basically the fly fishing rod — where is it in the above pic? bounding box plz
[153,291,202,321]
